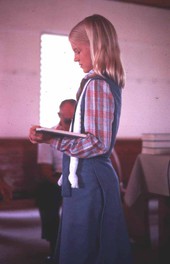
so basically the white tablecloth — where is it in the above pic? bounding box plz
[124,154,170,207]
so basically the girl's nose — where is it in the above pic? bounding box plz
[74,54,79,62]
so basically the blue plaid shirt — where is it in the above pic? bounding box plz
[51,71,115,158]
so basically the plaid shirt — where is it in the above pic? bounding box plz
[52,72,115,158]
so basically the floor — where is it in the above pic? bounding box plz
[0,210,49,264]
[0,200,49,264]
[0,199,169,264]
[127,198,170,264]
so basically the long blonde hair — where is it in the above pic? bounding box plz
[69,14,125,88]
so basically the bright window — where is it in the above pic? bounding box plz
[40,34,84,127]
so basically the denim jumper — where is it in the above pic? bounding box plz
[54,76,133,264]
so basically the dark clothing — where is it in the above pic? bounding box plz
[36,180,62,244]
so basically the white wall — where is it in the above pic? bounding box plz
[0,0,170,138]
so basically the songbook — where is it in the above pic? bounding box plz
[142,133,170,155]
[36,127,87,138]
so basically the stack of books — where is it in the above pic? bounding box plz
[142,133,170,155]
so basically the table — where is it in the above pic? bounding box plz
[124,154,170,251]
[124,154,170,207]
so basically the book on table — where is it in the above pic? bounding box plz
[142,133,170,155]
[142,147,170,155]
[142,133,170,141]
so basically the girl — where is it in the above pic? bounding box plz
[29,14,133,264]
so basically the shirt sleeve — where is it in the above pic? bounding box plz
[51,79,115,158]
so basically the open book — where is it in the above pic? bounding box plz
[36,127,87,138]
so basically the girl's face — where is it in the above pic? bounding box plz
[70,41,93,73]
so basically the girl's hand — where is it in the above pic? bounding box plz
[56,123,64,130]
[29,125,52,144]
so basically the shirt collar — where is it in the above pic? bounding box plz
[84,70,94,79]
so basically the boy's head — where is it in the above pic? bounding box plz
[58,99,76,131]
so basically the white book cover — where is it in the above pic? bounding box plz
[142,141,170,148]
[36,127,86,138]
[142,147,170,155]
[142,133,170,141]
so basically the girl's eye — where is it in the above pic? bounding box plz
[74,49,80,55]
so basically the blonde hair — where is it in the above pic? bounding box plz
[69,14,125,88]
